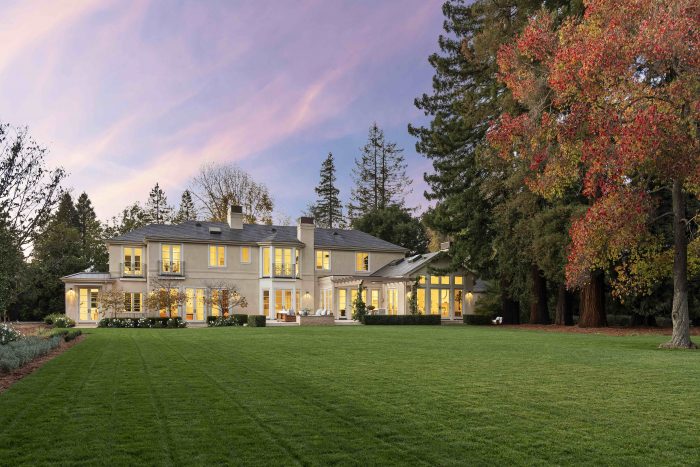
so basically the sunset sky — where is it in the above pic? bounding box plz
[1,0,444,222]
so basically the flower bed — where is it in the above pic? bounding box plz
[207,314,249,327]
[0,336,62,373]
[1,323,22,345]
[97,317,187,328]
[44,313,76,328]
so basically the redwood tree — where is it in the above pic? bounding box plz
[490,0,699,347]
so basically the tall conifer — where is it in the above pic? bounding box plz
[310,153,344,228]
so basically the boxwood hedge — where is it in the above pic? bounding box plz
[362,315,441,325]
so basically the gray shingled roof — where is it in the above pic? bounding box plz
[61,272,113,282]
[371,252,442,278]
[108,221,406,252]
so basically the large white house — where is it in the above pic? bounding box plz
[61,205,483,323]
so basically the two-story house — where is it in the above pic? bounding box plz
[61,205,483,324]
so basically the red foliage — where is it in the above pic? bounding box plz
[490,0,700,291]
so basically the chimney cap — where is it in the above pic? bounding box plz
[299,216,314,225]
[230,205,243,214]
[440,241,451,251]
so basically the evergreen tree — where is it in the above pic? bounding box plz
[310,153,344,228]
[410,0,583,323]
[173,190,198,223]
[104,202,148,237]
[144,183,172,224]
[352,206,428,255]
[28,194,86,316]
[349,123,411,219]
[75,192,108,271]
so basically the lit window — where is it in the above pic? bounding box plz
[370,290,379,309]
[441,276,450,285]
[417,289,425,314]
[262,247,271,276]
[123,247,143,276]
[241,247,251,264]
[387,289,398,315]
[209,245,226,267]
[161,244,181,273]
[430,276,439,285]
[418,275,426,285]
[455,276,463,285]
[355,252,369,271]
[124,292,142,313]
[316,250,331,270]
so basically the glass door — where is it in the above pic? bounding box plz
[79,288,100,321]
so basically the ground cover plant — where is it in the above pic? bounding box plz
[0,327,697,465]
[0,336,62,373]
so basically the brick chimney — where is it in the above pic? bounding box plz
[227,205,243,229]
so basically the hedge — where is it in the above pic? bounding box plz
[362,314,441,325]
[50,329,83,342]
[463,314,492,325]
[97,317,187,328]
[247,315,266,327]
[207,314,249,327]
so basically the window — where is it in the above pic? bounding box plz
[262,247,271,276]
[370,290,379,309]
[430,275,439,285]
[350,288,367,306]
[240,247,251,264]
[275,289,293,311]
[355,252,369,271]
[454,290,463,318]
[441,276,450,285]
[338,289,347,314]
[124,292,142,313]
[316,250,331,270]
[455,275,463,285]
[417,289,425,314]
[123,247,143,276]
[431,289,449,317]
[161,244,181,273]
[274,248,293,276]
[79,288,100,321]
[209,245,226,267]
[185,288,204,321]
[387,289,398,315]
[418,275,426,285]
[211,290,230,317]
[263,290,270,317]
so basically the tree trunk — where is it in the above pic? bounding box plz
[529,265,550,324]
[579,271,606,327]
[660,179,696,349]
[500,276,520,324]
[555,284,573,325]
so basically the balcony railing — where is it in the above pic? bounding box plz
[263,262,298,278]
[120,262,146,278]
[158,260,185,276]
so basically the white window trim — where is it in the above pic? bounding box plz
[354,251,370,272]
[315,250,332,271]
[160,243,184,266]
[208,245,227,268]
[240,246,252,264]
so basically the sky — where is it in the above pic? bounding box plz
[1,0,445,223]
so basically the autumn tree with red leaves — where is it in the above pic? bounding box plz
[490,0,699,348]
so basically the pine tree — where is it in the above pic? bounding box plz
[104,202,148,237]
[310,153,344,228]
[349,123,411,219]
[75,192,108,271]
[173,190,198,223]
[144,183,172,224]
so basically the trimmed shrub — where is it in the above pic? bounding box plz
[463,314,492,325]
[362,314,441,325]
[247,315,266,327]
[0,336,62,373]
[233,314,248,326]
[97,317,187,328]
[44,313,76,328]
[1,323,22,345]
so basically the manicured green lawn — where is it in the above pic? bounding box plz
[0,327,698,466]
